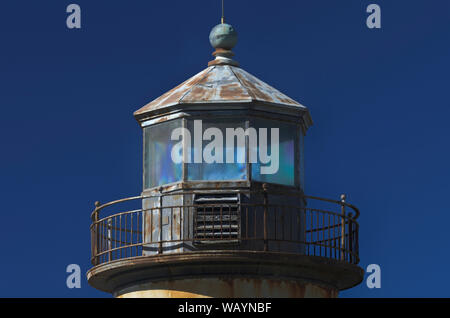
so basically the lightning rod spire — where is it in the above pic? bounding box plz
[221,0,225,24]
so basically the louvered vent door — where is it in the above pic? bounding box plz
[193,194,240,245]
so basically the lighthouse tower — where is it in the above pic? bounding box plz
[87,20,363,298]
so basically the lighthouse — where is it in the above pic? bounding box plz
[87,19,364,298]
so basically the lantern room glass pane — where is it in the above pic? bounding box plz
[251,119,296,186]
[187,119,247,181]
[299,130,305,190]
[144,120,183,189]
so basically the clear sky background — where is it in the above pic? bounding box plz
[0,0,449,297]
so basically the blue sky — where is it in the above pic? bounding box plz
[0,0,449,297]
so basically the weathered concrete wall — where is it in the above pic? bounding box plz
[142,193,185,255]
[116,278,338,298]
[87,251,364,296]
[142,190,306,255]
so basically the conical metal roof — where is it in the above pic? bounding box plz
[134,65,307,116]
[134,23,312,131]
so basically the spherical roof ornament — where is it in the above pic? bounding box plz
[209,23,238,50]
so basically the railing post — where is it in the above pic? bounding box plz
[340,194,346,261]
[356,223,359,263]
[93,201,100,266]
[263,184,269,252]
[158,187,163,255]
[107,218,112,262]
[348,213,353,263]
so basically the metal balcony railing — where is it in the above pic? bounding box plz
[90,190,360,267]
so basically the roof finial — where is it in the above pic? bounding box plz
[221,0,225,24]
[208,22,239,67]
[208,1,238,67]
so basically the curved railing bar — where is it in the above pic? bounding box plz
[92,190,360,220]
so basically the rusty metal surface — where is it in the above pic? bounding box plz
[134,65,309,118]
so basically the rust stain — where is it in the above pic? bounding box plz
[219,83,245,99]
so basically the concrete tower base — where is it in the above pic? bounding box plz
[88,251,363,298]
[116,278,338,298]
